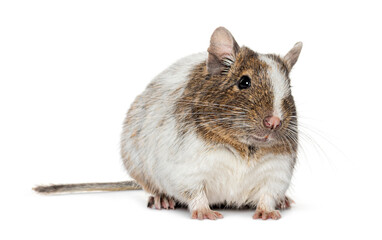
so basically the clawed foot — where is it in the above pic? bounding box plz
[191,208,223,220]
[253,209,281,220]
[147,195,176,210]
[276,196,295,210]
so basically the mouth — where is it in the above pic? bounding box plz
[247,135,271,143]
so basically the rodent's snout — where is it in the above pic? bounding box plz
[263,116,282,130]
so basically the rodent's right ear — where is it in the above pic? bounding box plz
[207,27,240,75]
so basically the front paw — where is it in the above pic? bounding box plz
[191,208,223,220]
[253,209,281,220]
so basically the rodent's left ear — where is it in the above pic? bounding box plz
[284,42,303,71]
[207,27,240,75]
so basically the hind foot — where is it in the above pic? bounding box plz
[191,208,223,220]
[147,195,176,210]
[276,196,295,210]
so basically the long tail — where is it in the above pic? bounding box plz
[33,180,142,194]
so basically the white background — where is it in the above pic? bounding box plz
[1,0,381,239]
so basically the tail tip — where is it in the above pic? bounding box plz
[33,184,62,194]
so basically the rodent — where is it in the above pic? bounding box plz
[34,26,303,220]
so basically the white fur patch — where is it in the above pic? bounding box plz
[259,55,290,119]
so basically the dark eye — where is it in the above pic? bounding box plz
[238,75,251,89]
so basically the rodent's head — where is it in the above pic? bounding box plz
[178,27,302,151]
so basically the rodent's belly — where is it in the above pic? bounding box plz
[204,171,258,206]
[203,157,262,206]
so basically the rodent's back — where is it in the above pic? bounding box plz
[120,52,207,194]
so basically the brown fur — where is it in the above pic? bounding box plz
[176,46,298,160]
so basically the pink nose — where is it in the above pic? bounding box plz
[263,116,282,130]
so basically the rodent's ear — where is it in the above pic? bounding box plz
[284,42,303,71]
[207,27,240,75]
